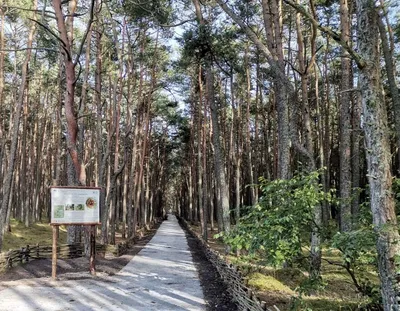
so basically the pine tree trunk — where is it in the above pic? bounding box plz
[0,4,5,180]
[351,92,361,218]
[293,1,322,279]
[339,0,352,232]
[261,0,290,180]
[322,35,332,223]
[21,93,28,226]
[244,48,255,205]
[202,95,209,241]
[198,67,205,237]
[207,67,230,233]
[128,116,139,238]
[230,73,241,224]
[377,15,400,175]
[356,1,400,308]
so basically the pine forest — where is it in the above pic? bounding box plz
[0,0,400,310]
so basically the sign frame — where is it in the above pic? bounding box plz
[50,186,102,225]
[50,186,101,279]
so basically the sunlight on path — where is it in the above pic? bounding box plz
[0,215,206,311]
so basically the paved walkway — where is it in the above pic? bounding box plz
[0,215,206,310]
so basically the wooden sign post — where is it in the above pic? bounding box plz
[52,225,59,279]
[89,224,96,276]
[50,187,101,280]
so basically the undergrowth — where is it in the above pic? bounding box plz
[2,219,68,251]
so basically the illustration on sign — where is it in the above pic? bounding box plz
[50,187,101,224]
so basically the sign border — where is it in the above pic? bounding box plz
[50,186,102,225]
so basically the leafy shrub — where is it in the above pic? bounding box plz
[219,170,333,268]
[329,203,382,307]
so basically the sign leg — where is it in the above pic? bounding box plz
[52,225,58,279]
[90,225,96,275]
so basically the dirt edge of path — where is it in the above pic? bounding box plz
[179,217,239,311]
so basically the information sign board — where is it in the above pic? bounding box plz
[50,187,101,224]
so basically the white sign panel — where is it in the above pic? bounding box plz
[51,187,101,224]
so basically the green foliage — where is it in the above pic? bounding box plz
[121,0,173,24]
[296,276,328,296]
[331,229,376,268]
[180,21,245,72]
[211,28,243,71]
[219,171,333,267]
[289,295,313,311]
[232,0,260,20]
[180,25,214,64]
[391,178,400,216]
[329,202,382,306]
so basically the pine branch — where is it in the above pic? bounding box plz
[74,0,95,67]
[28,18,71,60]
[282,0,366,69]
[0,47,59,53]
[160,19,196,28]
[1,5,55,16]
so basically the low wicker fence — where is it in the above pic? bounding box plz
[0,242,126,270]
[179,217,278,311]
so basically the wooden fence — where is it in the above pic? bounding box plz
[0,242,125,270]
[179,217,279,311]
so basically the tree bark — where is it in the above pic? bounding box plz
[377,14,400,175]
[202,83,209,241]
[351,89,361,218]
[339,0,352,232]
[230,72,241,224]
[294,0,321,279]
[0,3,5,171]
[52,0,95,244]
[244,47,255,205]
[356,1,400,308]
[197,66,205,237]
[52,0,83,186]
[261,0,290,179]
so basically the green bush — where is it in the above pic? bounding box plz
[219,170,333,268]
[329,203,381,307]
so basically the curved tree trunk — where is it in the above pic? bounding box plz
[52,0,95,244]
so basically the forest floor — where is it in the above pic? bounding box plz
[189,225,375,311]
[0,216,237,311]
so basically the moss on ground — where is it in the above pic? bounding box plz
[298,297,364,311]
[2,219,68,251]
[248,272,295,294]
